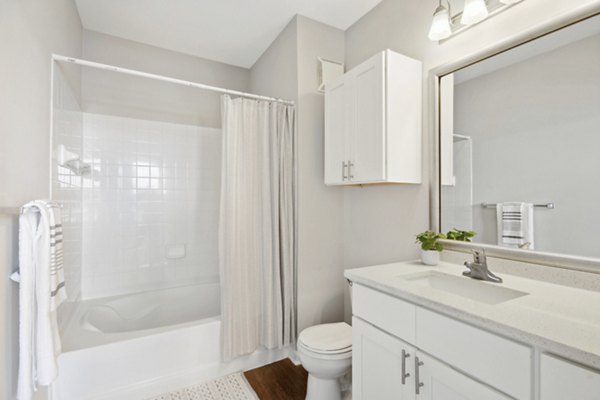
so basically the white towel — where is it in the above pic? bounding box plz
[17,200,67,400]
[496,202,534,249]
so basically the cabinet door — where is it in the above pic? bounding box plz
[324,76,350,185]
[415,351,511,400]
[541,354,600,400]
[353,317,414,400]
[350,52,386,183]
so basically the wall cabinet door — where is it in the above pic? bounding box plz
[353,317,415,400]
[540,354,600,400]
[415,351,511,400]
[351,52,385,183]
[324,76,350,185]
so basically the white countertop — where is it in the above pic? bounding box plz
[345,260,600,370]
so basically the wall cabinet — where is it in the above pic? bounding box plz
[324,50,422,185]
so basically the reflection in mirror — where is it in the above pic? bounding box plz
[440,14,600,258]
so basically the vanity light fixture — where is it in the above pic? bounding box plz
[461,0,489,25]
[428,0,452,41]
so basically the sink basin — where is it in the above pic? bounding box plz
[399,271,528,305]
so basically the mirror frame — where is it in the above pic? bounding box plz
[429,4,600,274]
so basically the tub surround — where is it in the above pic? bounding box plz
[345,258,600,371]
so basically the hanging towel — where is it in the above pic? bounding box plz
[17,200,67,400]
[496,202,534,249]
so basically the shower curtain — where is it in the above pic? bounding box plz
[219,95,296,360]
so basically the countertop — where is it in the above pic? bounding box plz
[345,260,600,370]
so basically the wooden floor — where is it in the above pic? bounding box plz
[244,358,308,400]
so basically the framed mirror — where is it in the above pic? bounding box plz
[432,9,600,272]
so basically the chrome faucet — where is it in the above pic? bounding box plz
[463,249,503,283]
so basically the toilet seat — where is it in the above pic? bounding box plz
[298,322,352,357]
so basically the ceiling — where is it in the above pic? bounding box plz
[74,0,383,69]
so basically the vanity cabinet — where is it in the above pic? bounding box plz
[324,49,422,185]
[353,317,415,399]
[353,317,510,400]
[540,354,600,400]
[352,283,530,399]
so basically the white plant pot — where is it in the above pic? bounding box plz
[421,250,440,266]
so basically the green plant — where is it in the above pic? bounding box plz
[415,230,445,252]
[445,228,476,242]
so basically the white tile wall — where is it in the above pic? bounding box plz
[51,67,84,318]
[81,113,221,299]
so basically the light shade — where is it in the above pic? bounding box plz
[428,4,452,41]
[499,0,521,4]
[461,0,489,25]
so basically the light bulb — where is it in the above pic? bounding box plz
[428,4,452,41]
[461,0,489,25]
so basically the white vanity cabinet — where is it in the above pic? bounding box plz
[540,354,600,400]
[353,317,510,400]
[352,283,528,400]
[353,317,415,399]
[324,49,422,185]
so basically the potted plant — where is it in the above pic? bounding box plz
[415,230,445,266]
[445,228,476,242]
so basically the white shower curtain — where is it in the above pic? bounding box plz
[219,95,296,360]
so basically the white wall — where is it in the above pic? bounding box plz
[0,0,82,207]
[80,114,221,299]
[82,30,251,127]
[452,34,600,257]
[250,16,346,332]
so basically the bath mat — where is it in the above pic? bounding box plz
[148,373,259,400]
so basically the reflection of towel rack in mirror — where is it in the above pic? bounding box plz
[481,202,555,209]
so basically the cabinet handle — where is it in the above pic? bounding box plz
[342,161,348,180]
[348,160,354,180]
[401,349,410,384]
[415,356,424,395]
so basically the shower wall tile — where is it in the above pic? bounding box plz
[81,113,221,299]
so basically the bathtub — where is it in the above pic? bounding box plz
[53,283,290,400]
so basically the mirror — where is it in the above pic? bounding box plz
[439,14,600,259]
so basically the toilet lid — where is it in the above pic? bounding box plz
[298,322,352,354]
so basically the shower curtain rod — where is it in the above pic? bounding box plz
[52,54,295,105]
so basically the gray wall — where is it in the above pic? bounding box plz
[342,0,599,321]
[0,0,83,207]
[0,1,82,398]
[0,214,19,400]
[454,34,600,257]
[250,16,346,332]
[82,30,251,127]
[295,16,346,332]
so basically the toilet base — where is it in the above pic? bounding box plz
[306,374,342,400]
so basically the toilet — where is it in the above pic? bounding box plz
[297,321,352,400]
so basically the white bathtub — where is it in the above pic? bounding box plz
[53,283,290,400]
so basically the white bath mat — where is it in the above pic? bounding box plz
[148,373,259,400]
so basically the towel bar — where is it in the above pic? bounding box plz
[481,202,555,209]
